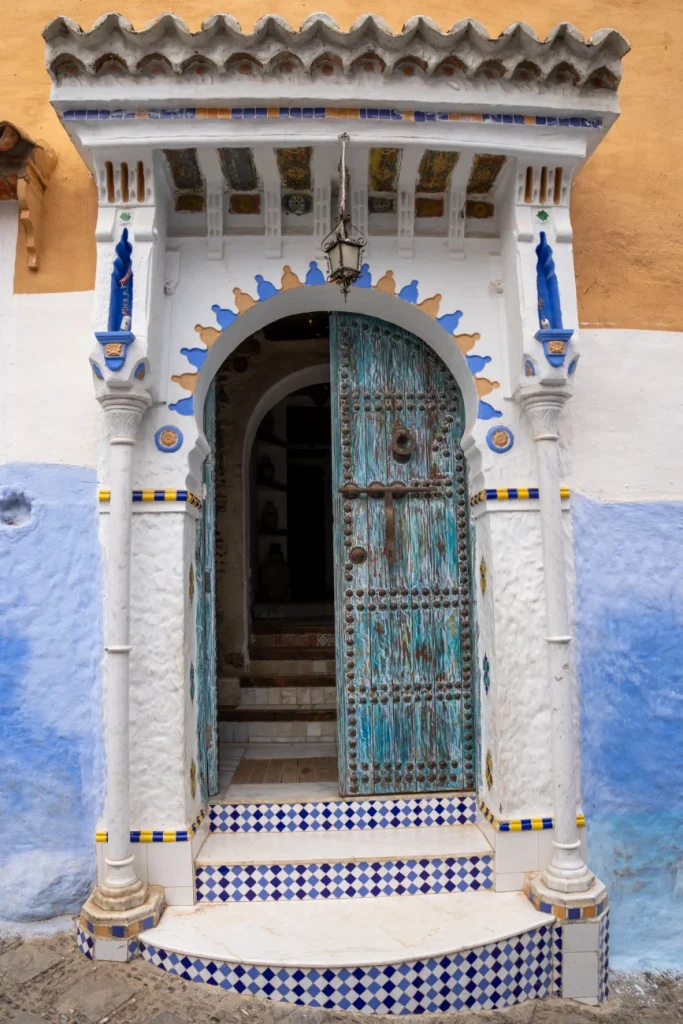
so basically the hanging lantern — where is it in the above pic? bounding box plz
[322,133,366,296]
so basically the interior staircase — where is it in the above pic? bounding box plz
[218,622,337,746]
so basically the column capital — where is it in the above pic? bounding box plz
[514,380,572,441]
[97,380,152,445]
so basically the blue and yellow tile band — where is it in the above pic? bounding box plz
[479,799,585,832]
[96,808,205,843]
[98,489,201,508]
[470,487,570,507]
[62,107,602,129]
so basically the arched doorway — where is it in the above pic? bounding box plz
[202,306,476,799]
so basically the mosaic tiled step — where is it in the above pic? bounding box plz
[247,659,335,676]
[251,622,335,635]
[240,674,335,687]
[250,624,336,660]
[219,718,337,744]
[240,683,337,707]
[194,824,492,903]
[219,707,337,722]
[138,892,556,1014]
[250,647,336,661]
[210,792,477,833]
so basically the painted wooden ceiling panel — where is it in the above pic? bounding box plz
[368,148,402,193]
[417,150,460,193]
[415,196,445,218]
[163,148,203,192]
[276,147,313,191]
[162,148,205,212]
[218,147,259,192]
[467,154,506,194]
[229,193,261,214]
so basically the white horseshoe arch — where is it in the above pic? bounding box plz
[187,284,481,490]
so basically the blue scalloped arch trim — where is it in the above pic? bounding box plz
[172,263,502,420]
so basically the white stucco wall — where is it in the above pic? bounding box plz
[1,284,99,470]
[564,329,683,501]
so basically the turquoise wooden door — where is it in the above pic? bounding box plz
[195,379,218,801]
[331,314,474,796]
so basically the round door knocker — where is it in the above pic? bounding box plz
[391,423,416,463]
[349,546,368,565]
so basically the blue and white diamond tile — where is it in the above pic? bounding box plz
[598,910,610,1004]
[196,855,493,903]
[139,925,553,1014]
[209,795,477,834]
[77,927,94,960]
[551,925,562,996]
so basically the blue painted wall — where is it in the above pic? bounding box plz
[0,464,103,921]
[573,495,683,970]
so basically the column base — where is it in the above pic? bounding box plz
[78,884,164,962]
[92,875,148,912]
[526,872,610,1005]
[526,873,607,919]
[542,858,595,893]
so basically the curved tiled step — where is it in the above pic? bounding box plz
[195,824,492,903]
[209,792,477,833]
[138,892,556,1014]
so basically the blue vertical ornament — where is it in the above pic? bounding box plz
[534,231,573,367]
[95,228,136,372]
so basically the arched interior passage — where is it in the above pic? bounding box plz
[207,306,476,798]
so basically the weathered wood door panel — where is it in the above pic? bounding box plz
[331,314,473,796]
[196,379,218,802]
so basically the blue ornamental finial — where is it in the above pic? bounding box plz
[95,228,136,372]
[535,231,562,330]
[109,228,134,331]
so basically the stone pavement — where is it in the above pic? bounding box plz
[0,932,681,1024]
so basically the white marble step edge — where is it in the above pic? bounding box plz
[196,822,492,867]
[139,891,554,969]
[213,782,476,806]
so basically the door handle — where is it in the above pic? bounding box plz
[339,481,437,563]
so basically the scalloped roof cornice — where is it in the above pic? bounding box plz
[43,13,629,92]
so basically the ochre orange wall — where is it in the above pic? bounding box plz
[3,1,682,330]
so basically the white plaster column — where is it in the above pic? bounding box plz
[94,380,152,911]
[516,381,595,893]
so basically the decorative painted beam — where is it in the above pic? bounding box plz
[0,121,57,270]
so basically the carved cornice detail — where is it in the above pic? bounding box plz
[43,14,629,92]
[0,122,57,270]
